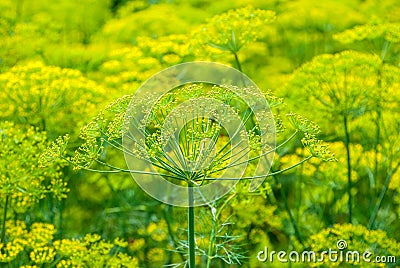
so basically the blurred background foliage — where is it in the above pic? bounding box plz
[0,0,399,267]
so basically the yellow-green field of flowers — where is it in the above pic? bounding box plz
[0,0,399,267]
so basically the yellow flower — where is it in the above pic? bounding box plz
[30,246,56,264]
[191,6,275,55]
[113,237,128,248]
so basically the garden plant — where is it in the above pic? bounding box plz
[0,0,399,267]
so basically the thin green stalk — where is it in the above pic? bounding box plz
[188,182,196,268]
[216,130,299,171]
[1,195,9,244]
[368,163,400,229]
[374,62,383,180]
[206,194,235,268]
[162,206,185,262]
[281,182,305,248]
[207,110,254,169]
[233,52,242,72]
[206,214,216,268]
[203,155,312,181]
[380,40,391,61]
[343,115,352,223]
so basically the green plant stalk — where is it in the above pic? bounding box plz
[368,163,400,229]
[188,182,196,268]
[233,52,243,72]
[206,214,216,268]
[1,195,9,244]
[343,115,352,223]
[380,40,391,61]
[282,184,305,247]
[271,174,305,248]
[206,194,235,268]
[163,206,186,263]
[374,63,383,181]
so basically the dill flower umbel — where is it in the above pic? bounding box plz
[0,122,69,214]
[0,61,108,139]
[1,220,139,267]
[191,6,275,55]
[309,223,400,267]
[334,21,400,44]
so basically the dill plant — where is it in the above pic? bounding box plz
[43,77,335,267]
[0,122,68,245]
[38,6,336,266]
[284,45,400,235]
[284,50,400,224]
[0,61,108,139]
[333,23,400,229]
[2,1,400,267]
[333,21,400,64]
[191,6,276,72]
[0,220,139,266]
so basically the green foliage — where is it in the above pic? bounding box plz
[0,0,110,68]
[0,122,68,213]
[95,3,206,43]
[334,22,400,44]
[0,61,109,139]
[192,6,275,54]
[285,50,384,118]
[0,0,400,267]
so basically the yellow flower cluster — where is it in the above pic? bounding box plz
[302,133,337,162]
[0,241,24,262]
[53,238,86,256]
[0,122,69,213]
[334,22,400,44]
[99,34,190,92]
[191,6,275,55]
[285,50,393,118]
[287,112,320,135]
[0,61,109,139]
[145,221,168,242]
[30,247,56,264]
[309,223,400,267]
[278,0,364,32]
[97,3,193,44]
[1,220,139,267]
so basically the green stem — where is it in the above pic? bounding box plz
[368,163,400,229]
[374,64,383,180]
[206,213,216,268]
[203,155,312,181]
[1,195,9,244]
[380,40,391,61]
[233,52,243,72]
[188,183,196,267]
[206,194,235,268]
[271,174,305,248]
[162,206,185,262]
[374,112,380,179]
[282,185,305,247]
[343,115,352,223]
